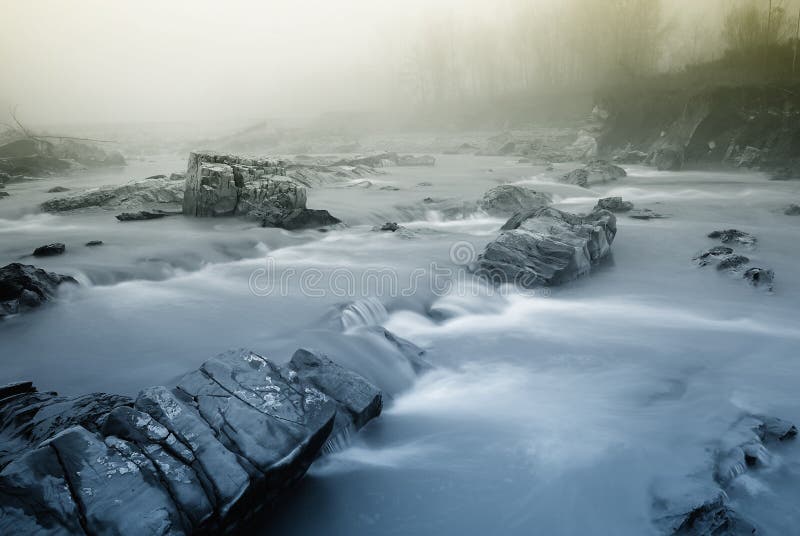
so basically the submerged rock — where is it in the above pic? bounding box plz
[32,243,65,257]
[116,210,180,222]
[693,246,734,267]
[474,207,616,287]
[376,222,400,232]
[46,186,70,193]
[716,254,749,271]
[629,208,668,220]
[0,348,382,534]
[0,263,77,317]
[743,267,774,290]
[594,196,634,213]
[559,160,626,188]
[85,240,103,246]
[708,229,757,247]
[478,185,552,217]
[783,203,800,216]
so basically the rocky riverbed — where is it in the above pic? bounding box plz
[1,139,799,534]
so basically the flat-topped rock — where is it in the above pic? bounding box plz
[473,207,616,287]
[559,160,626,188]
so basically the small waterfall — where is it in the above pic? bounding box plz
[339,298,389,331]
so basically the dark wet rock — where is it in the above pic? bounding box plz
[478,185,552,217]
[693,246,734,267]
[716,254,749,271]
[0,381,35,401]
[396,154,435,167]
[0,263,77,317]
[783,203,800,215]
[377,222,400,232]
[474,207,616,288]
[116,210,180,222]
[32,243,65,257]
[559,160,626,188]
[743,267,774,289]
[771,166,799,181]
[629,208,667,220]
[708,229,757,247]
[0,390,131,468]
[669,490,756,536]
[143,174,167,180]
[653,146,684,171]
[0,191,8,199]
[379,185,400,191]
[279,208,341,230]
[287,348,382,434]
[0,348,383,534]
[594,196,634,213]
[85,240,103,246]
[46,186,70,193]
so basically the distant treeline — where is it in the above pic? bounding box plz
[393,0,800,105]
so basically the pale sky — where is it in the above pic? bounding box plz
[0,0,476,125]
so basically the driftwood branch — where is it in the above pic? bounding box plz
[3,106,116,144]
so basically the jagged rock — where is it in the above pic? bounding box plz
[693,246,734,267]
[478,185,552,217]
[654,146,684,171]
[743,267,774,289]
[0,348,382,534]
[629,208,667,220]
[756,416,797,441]
[594,196,634,213]
[708,229,757,247]
[182,152,305,218]
[0,390,131,468]
[559,160,626,188]
[32,243,65,257]
[716,254,749,271]
[396,155,435,166]
[116,210,180,222]
[0,263,77,317]
[85,240,103,246]
[783,203,800,215]
[41,177,184,212]
[46,186,70,193]
[473,207,616,287]
[376,222,400,232]
[611,146,648,164]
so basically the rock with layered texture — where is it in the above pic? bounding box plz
[478,185,552,217]
[594,196,634,213]
[474,207,616,288]
[41,177,184,213]
[0,347,383,534]
[0,263,77,317]
[182,152,307,219]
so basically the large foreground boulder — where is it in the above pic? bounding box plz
[473,207,616,287]
[0,263,77,317]
[0,348,382,534]
[478,185,551,217]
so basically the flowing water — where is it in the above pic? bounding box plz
[1,153,799,534]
